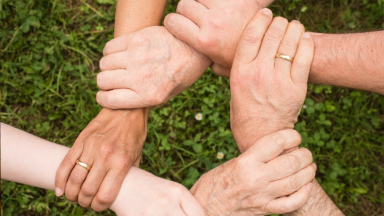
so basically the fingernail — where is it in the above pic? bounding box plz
[55,187,62,197]
[302,32,311,38]
[292,20,301,24]
[262,8,272,16]
[306,183,313,192]
[312,163,317,170]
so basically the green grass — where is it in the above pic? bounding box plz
[1,0,383,215]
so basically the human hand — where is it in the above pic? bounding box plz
[191,130,316,215]
[110,168,205,216]
[164,0,261,77]
[55,108,149,211]
[229,10,314,151]
[96,26,211,109]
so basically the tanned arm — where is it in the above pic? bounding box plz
[55,0,167,211]
[310,31,384,95]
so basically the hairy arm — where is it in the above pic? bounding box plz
[310,31,384,94]
[114,0,166,37]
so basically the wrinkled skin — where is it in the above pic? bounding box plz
[191,130,316,215]
[164,0,261,76]
[55,108,149,211]
[96,26,211,109]
[229,10,314,151]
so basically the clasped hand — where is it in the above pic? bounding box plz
[57,0,317,214]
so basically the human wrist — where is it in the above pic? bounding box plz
[284,179,344,216]
[232,117,295,153]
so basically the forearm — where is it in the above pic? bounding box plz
[284,180,344,216]
[0,123,150,215]
[100,0,167,164]
[309,31,384,94]
[114,0,166,37]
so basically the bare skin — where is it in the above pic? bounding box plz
[55,0,167,211]
[164,0,384,94]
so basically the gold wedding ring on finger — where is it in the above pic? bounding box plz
[275,53,294,63]
[76,159,92,171]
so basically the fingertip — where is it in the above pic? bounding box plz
[164,13,173,27]
[99,58,105,71]
[306,182,313,192]
[55,187,63,197]
[302,32,311,38]
[261,8,272,17]
[312,163,317,171]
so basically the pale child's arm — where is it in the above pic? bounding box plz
[1,123,205,216]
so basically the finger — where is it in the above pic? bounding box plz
[275,21,305,76]
[103,34,131,56]
[233,8,273,64]
[164,13,200,50]
[173,209,188,216]
[265,183,312,214]
[97,69,136,90]
[96,89,149,109]
[264,148,313,181]
[65,141,95,202]
[195,0,214,8]
[180,189,206,216]
[133,153,141,167]
[91,169,128,211]
[267,163,317,196]
[99,52,128,71]
[55,142,84,197]
[177,0,208,26]
[77,162,108,208]
[257,17,289,63]
[243,129,302,163]
[290,32,314,87]
[210,63,230,78]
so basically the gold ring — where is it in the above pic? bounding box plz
[276,53,294,63]
[76,159,92,171]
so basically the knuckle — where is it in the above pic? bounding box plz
[286,154,301,171]
[234,155,250,173]
[115,158,130,173]
[147,90,167,105]
[270,131,287,148]
[170,183,186,197]
[294,56,308,68]
[157,194,174,206]
[288,175,299,191]
[96,193,114,205]
[243,27,262,44]
[99,144,114,162]
[81,184,98,197]
[265,28,284,41]
[69,171,85,184]
[62,154,75,167]
[197,34,214,48]
[208,17,225,30]
[280,38,297,50]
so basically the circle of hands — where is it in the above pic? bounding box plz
[55,0,317,215]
